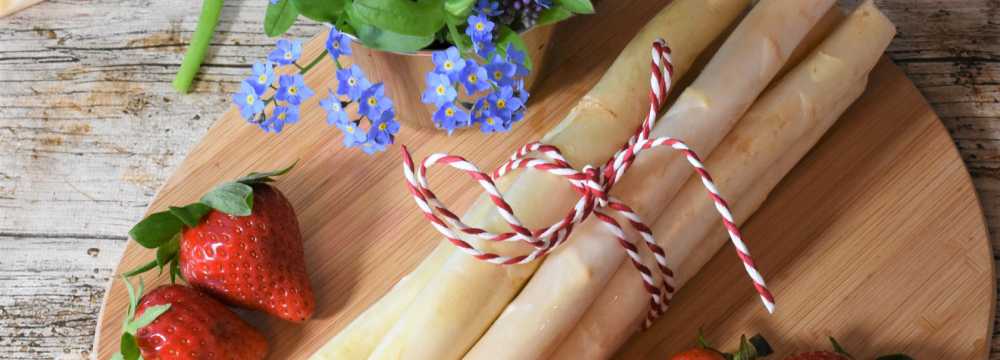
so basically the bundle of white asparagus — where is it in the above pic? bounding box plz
[313,0,748,358]
[313,0,895,359]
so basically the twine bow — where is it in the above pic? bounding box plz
[401,40,775,327]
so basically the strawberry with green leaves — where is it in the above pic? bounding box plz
[672,333,773,360]
[126,164,315,322]
[784,337,912,360]
[114,277,268,360]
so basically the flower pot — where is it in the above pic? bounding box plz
[349,25,556,130]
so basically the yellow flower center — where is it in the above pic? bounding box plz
[348,77,357,86]
[277,112,287,120]
[284,51,293,60]
[496,99,506,109]
[368,97,377,106]
[257,74,268,84]
[475,22,485,31]
[379,123,388,131]
[445,107,455,117]
[288,86,298,95]
[493,70,503,80]
[443,61,453,70]
[468,74,478,83]
[346,125,355,133]
[245,94,255,104]
[436,85,446,95]
[486,117,495,125]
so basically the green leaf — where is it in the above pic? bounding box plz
[554,0,594,14]
[111,353,125,360]
[265,0,300,37]
[444,0,475,18]
[536,6,573,27]
[292,0,347,23]
[349,0,446,37]
[349,19,436,52]
[129,211,183,249]
[235,161,298,185]
[127,304,171,334]
[155,235,181,275]
[696,328,712,349]
[494,25,532,70]
[829,337,854,359]
[169,203,211,227]
[123,259,158,278]
[201,182,255,216]
[170,258,184,283]
[120,333,141,360]
[731,335,758,360]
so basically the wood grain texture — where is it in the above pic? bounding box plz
[0,0,998,358]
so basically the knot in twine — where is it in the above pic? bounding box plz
[401,40,775,327]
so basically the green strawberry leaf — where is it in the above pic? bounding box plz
[170,258,184,283]
[265,0,300,37]
[349,0,445,37]
[111,353,125,360]
[536,6,573,27]
[292,0,347,23]
[155,235,181,276]
[235,161,298,185]
[555,0,594,14]
[120,333,141,360]
[494,25,532,70]
[123,259,158,278]
[201,182,255,216]
[444,0,475,18]
[129,211,184,249]
[127,304,171,334]
[169,203,211,228]
[731,335,758,360]
[829,337,854,359]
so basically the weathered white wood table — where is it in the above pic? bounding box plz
[0,0,997,358]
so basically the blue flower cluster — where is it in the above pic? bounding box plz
[233,38,315,133]
[420,2,531,134]
[233,27,400,154]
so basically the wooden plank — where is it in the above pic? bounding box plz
[0,0,998,358]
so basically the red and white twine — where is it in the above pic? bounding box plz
[400,39,776,328]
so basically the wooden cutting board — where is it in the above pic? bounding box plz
[93,1,994,358]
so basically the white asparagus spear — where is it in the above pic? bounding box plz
[311,1,749,359]
[463,0,836,358]
[551,3,896,358]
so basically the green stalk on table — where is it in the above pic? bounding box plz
[173,0,224,93]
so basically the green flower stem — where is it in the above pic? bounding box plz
[172,0,224,94]
[299,49,329,74]
[446,21,468,52]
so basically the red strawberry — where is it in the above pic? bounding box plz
[115,279,267,360]
[126,164,315,322]
[672,333,772,360]
[181,183,314,322]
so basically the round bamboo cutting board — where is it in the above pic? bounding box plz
[93,1,994,358]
